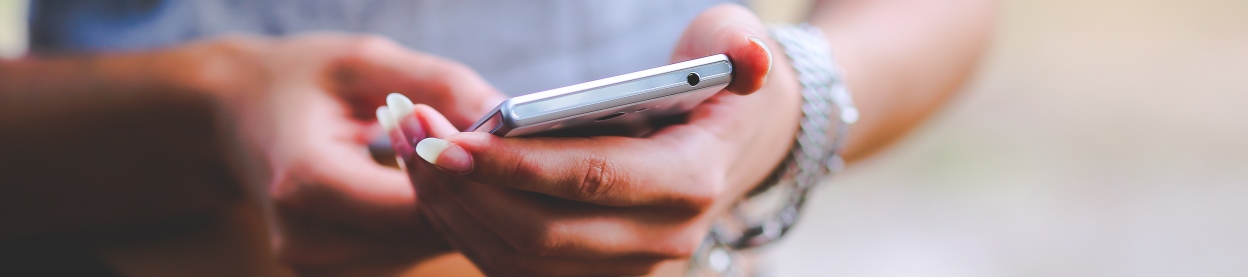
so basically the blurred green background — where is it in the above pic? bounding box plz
[3,0,1245,276]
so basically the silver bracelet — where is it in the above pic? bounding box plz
[689,23,857,276]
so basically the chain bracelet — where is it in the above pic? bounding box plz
[688,23,856,276]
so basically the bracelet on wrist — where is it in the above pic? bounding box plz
[689,23,857,277]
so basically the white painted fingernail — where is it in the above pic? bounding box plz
[415,137,451,164]
[376,106,396,132]
[386,92,416,119]
[748,36,773,74]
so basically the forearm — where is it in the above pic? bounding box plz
[0,52,243,240]
[1,53,201,120]
[806,0,996,161]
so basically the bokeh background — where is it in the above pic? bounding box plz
[756,0,1248,276]
[3,0,1245,276]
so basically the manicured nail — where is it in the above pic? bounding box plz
[415,138,473,174]
[376,106,396,132]
[748,36,773,74]
[386,93,415,120]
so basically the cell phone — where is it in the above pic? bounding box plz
[468,54,732,137]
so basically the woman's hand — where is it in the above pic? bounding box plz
[172,34,504,276]
[386,4,802,276]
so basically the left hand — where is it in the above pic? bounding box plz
[388,4,802,276]
[168,34,503,276]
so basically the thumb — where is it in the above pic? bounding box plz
[329,37,505,128]
[671,4,774,95]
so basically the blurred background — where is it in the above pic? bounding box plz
[0,1,25,58]
[756,0,1248,276]
[3,0,1246,276]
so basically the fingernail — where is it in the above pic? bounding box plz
[386,92,415,120]
[385,93,421,161]
[377,106,397,132]
[415,138,473,174]
[748,36,773,74]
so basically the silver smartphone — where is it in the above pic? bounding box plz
[469,54,733,137]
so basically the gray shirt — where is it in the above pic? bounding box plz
[30,0,737,95]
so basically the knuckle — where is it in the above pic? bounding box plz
[503,150,543,189]
[572,155,623,201]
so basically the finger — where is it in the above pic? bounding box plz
[327,36,505,127]
[379,98,461,163]
[409,167,504,275]
[271,144,417,230]
[671,4,773,95]
[270,142,436,269]
[413,155,665,276]
[277,206,446,275]
[270,99,416,226]
[410,104,461,138]
[415,131,725,209]
[445,179,708,260]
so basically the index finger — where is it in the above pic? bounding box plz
[415,129,727,210]
[326,35,505,127]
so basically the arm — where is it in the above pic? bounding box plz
[1,35,502,276]
[807,0,996,160]
[0,52,242,240]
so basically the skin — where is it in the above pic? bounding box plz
[1,34,497,276]
[0,0,993,276]
[393,5,790,276]
[812,0,997,160]
[393,1,995,274]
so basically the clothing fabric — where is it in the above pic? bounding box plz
[29,0,738,95]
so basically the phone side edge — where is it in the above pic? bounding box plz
[509,54,730,104]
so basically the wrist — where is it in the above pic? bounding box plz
[721,35,804,201]
[694,23,858,275]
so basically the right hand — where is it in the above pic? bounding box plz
[166,33,504,276]
[383,5,783,276]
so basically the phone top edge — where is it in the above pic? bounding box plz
[517,82,730,137]
[470,54,733,136]
[510,67,729,125]
[509,54,730,104]
[507,55,731,124]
